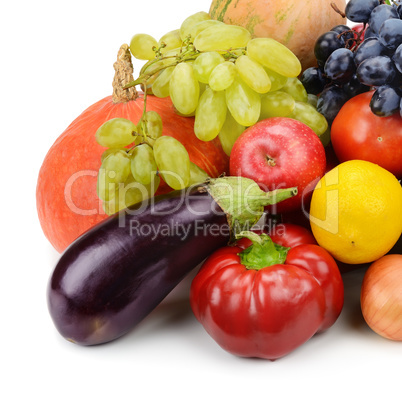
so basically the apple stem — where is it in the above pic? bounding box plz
[266,156,276,167]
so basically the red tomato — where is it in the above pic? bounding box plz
[331,92,402,178]
[190,225,344,361]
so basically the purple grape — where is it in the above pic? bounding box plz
[345,0,380,23]
[300,67,327,95]
[314,31,345,65]
[331,24,355,44]
[368,4,399,34]
[370,86,402,117]
[324,48,356,84]
[394,44,402,73]
[400,97,402,118]
[317,86,350,123]
[364,26,378,39]
[356,55,397,86]
[343,75,370,98]
[398,4,402,18]
[354,37,389,66]
[379,19,402,50]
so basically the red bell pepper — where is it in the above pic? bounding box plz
[190,223,344,361]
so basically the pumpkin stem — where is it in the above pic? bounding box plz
[112,44,139,104]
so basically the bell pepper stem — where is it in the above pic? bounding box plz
[236,231,290,270]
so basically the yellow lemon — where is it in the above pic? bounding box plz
[309,160,402,264]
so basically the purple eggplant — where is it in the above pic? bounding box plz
[47,177,296,346]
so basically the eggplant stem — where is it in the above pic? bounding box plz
[206,176,297,241]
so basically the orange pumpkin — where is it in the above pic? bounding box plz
[37,44,229,253]
[209,0,347,70]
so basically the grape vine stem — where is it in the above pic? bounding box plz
[124,44,246,90]
[330,2,346,18]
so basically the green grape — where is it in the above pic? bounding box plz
[97,151,131,201]
[218,111,245,156]
[209,61,237,91]
[102,199,117,215]
[169,62,200,115]
[138,110,163,139]
[102,151,131,183]
[307,94,318,108]
[174,82,207,118]
[319,127,331,147]
[193,51,225,84]
[180,11,210,41]
[130,33,158,60]
[174,109,195,117]
[188,19,223,41]
[281,77,308,102]
[194,87,227,141]
[289,101,328,136]
[139,60,165,95]
[247,38,301,78]
[226,77,261,127]
[158,29,182,52]
[260,91,295,120]
[141,74,160,95]
[101,148,126,162]
[102,201,116,215]
[160,48,181,65]
[132,174,160,199]
[193,24,251,52]
[140,59,165,80]
[199,82,207,97]
[130,144,158,185]
[263,68,289,92]
[173,82,207,118]
[97,169,116,202]
[235,55,271,94]
[103,174,160,215]
[188,162,210,185]
[153,136,190,190]
[151,66,175,98]
[95,118,137,148]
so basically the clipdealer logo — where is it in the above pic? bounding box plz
[128,220,232,241]
[308,171,339,235]
[64,170,105,216]
[63,168,340,235]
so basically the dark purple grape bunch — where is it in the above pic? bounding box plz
[300,0,402,123]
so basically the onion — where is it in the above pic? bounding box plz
[360,254,402,341]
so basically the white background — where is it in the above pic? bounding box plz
[1,1,401,401]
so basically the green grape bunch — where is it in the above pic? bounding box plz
[95,115,209,215]
[126,11,329,155]
[94,11,331,215]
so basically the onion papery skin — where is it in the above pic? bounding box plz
[360,254,402,341]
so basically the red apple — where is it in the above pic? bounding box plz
[229,117,326,213]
